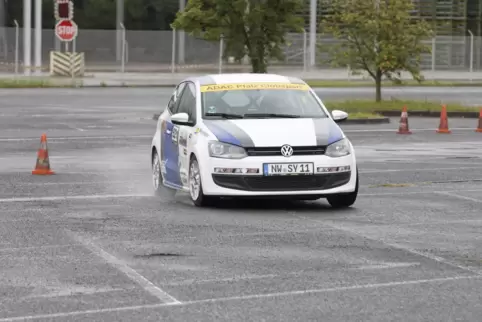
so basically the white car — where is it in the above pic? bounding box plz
[151,73,358,207]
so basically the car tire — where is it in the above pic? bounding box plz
[152,150,177,200]
[189,155,217,207]
[326,169,359,209]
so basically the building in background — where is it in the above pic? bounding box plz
[298,0,481,36]
[297,0,482,69]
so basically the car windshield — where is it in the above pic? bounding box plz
[200,83,328,119]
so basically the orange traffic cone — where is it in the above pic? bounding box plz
[397,106,412,134]
[475,108,482,133]
[32,133,55,175]
[436,105,451,134]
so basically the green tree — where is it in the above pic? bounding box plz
[171,0,305,73]
[320,0,433,101]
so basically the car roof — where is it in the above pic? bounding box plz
[183,73,307,86]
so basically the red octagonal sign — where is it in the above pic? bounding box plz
[55,19,78,42]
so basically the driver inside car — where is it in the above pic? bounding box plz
[204,92,233,115]
[258,92,296,114]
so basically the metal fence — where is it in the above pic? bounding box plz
[1,26,482,74]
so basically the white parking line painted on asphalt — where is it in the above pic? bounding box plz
[0,194,153,203]
[398,219,482,227]
[0,190,479,203]
[164,261,421,286]
[184,275,481,305]
[295,215,481,275]
[21,287,128,300]
[0,244,81,254]
[66,230,181,305]
[14,180,142,186]
[359,189,482,197]
[348,262,420,270]
[435,191,481,203]
[343,127,475,133]
[360,166,482,173]
[0,135,151,142]
[0,274,479,321]
[165,273,280,286]
[0,303,174,322]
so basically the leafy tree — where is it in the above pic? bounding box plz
[171,0,305,73]
[320,0,433,101]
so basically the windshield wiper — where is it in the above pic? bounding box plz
[204,113,244,119]
[243,113,301,118]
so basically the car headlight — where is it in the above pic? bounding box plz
[325,138,351,157]
[208,141,247,159]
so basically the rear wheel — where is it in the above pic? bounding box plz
[326,169,359,209]
[189,156,217,207]
[152,151,176,200]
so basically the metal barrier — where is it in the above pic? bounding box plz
[49,51,85,77]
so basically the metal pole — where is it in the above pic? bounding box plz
[178,0,185,64]
[34,0,42,75]
[125,41,129,63]
[302,29,307,72]
[218,35,223,74]
[116,0,124,63]
[468,30,474,79]
[14,20,19,75]
[23,0,32,75]
[120,23,125,73]
[431,37,436,72]
[309,0,316,67]
[171,29,176,73]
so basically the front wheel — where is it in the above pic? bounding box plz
[326,169,359,209]
[152,151,176,200]
[189,156,217,207]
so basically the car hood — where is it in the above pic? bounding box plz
[202,118,344,147]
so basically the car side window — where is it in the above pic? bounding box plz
[175,82,196,124]
[167,82,186,114]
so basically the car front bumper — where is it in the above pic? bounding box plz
[200,154,357,196]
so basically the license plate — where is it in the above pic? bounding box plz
[263,163,314,176]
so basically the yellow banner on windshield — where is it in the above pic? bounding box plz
[200,82,310,92]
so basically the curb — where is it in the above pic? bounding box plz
[152,114,390,124]
[377,110,479,118]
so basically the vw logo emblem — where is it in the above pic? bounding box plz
[280,144,293,157]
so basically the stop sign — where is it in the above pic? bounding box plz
[55,19,78,42]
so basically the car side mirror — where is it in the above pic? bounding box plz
[171,112,192,126]
[331,110,348,123]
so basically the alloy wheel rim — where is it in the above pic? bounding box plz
[189,161,200,200]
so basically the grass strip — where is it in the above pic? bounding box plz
[325,99,474,114]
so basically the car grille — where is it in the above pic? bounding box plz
[212,172,351,192]
[245,146,326,157]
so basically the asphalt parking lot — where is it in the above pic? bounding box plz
[0,88,481,321]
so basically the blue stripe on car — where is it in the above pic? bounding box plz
[203,120,242,146]
[327,122,344,145]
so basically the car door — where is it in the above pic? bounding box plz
[160,82,187,189]
[174,82,197,188]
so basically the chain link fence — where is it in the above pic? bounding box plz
[0,26,481,74]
